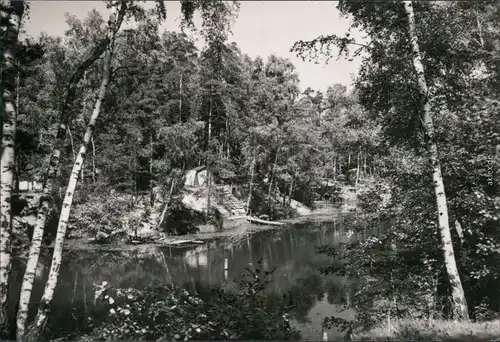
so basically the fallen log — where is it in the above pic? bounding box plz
[247,216,285,226]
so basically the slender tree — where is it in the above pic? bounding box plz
[14,7,130,340]
[246,152,256,215]
[0,0,24,334]
[403,0,469,320]
[157,178,176,229]
[24,4,127,341]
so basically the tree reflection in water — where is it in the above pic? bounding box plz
[11,219,373,340]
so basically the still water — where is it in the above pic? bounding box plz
[20,217,380,340]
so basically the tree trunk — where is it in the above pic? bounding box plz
[157,179,176,230]
[149,135,153,206]
[363,153,367,179]
[454,219,464,245]
[15,64,19,117]
[348,152,351,169]
[179,73,182,122]
[359,152,363,179]
[80,73,87,181]
[288,175,294,206]
[24,7,125,341]
[333,156,337,181]
[355,152,360,189]
[206,89,213,216]
[133,142,137,199]
[16,10,124,341]
[225,113,229,159]
[246,153,256,215]
[11,59,23,248]
[91,136,96,182]
[282,181,287,207]
[67,126,76,161]
[267,144,282,203]
[404,0,469,321]
[476,16,484,48]
[0,0,24,332]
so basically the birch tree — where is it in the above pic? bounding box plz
[292,0,484,325]
[24,3,127,340]
[15,9,127,340]
[403,0,469,320]
[246,152,256,215]
[0,0,24,331]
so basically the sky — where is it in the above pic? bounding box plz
[23,1,364,93]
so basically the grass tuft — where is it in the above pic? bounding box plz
[353,318,500,340]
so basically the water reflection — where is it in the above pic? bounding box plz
[21,217,378,340]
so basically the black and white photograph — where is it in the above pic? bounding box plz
[1,0,499,340]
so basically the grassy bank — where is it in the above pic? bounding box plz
[353,319,500,340]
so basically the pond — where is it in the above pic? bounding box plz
[13,216,382,340]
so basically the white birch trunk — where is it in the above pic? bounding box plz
[0,0,24,329]
[288,175,294,207]
[404,0,469,321]
[179,73,183,122]
[16,8,125,339]
[149,136,153,206]
[333,157,337,181]
[267,143,282,203]
[206,91,212,215]
[24,7,124,341]
[91,136,96,182]
[67,126,76,161]
[246,153,256,215]
[454,219,464,244]
[363,153,367,179]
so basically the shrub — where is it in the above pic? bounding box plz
[69,193,129,239]
[327,185,343,203]
[80,263,300,341]
[207,207,224,232]
[163,198,205,235]
[357,188,383,213]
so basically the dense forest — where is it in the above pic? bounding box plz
[1,0,499,341]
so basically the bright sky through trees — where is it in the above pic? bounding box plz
[24,0,363,92]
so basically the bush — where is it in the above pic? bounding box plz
[318,212,449,338]
[273,205,298,220]
[80,263,300,341]
[326,185,343,203]
[246,185,298,220]
[357,188,383,213]
[207,207,224,232]
[70,193,129,239]
[163,199,205,235]
[163,200,224,235]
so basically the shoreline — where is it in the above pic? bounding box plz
[57,208,346,251]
